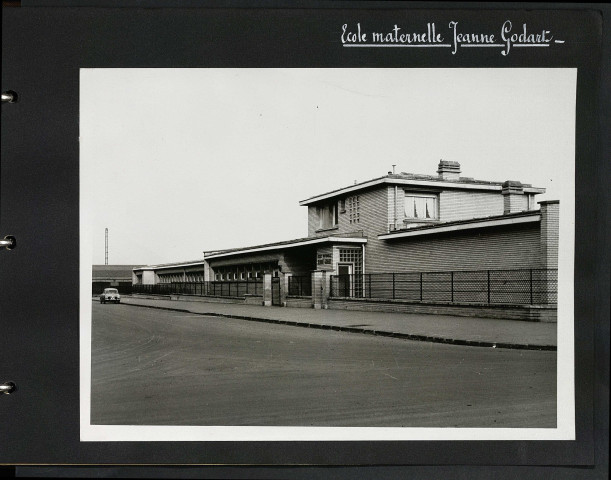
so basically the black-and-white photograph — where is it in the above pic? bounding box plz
[80,68,575,441]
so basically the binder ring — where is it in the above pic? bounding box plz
[1,382,16,394]
[1,235,16,250]
[1,91,18,103]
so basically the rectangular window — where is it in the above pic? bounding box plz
[317,252,333,267]
[318,203,337,229]
[404,194,437,220]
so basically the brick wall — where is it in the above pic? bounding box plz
[366,222,541,273]
[307,188,387,239]
[438,190,504,221]
[328,298,557,322]
[503,193,529,214]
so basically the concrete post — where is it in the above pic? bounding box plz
[262,273,272,306]
[282,273,291,306]
[203,260,212,282]
[312,271,330,309]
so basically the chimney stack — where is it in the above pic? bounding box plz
[437,160,461,180]
[502,180,526,214]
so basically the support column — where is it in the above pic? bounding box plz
[203,261,212,282]
[262,273,272,306]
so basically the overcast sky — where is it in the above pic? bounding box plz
[80,68,576,266]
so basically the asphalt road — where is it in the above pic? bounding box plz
[90,303,556,427]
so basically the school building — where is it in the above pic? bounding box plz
[133,161,559,321]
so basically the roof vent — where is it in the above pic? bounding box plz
[437,160,461,180]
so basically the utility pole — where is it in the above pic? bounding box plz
[105,228,108,265]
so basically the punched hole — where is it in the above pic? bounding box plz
[1,382,16,395]
[1,91,18,103]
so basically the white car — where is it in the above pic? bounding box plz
[99,288,121,304]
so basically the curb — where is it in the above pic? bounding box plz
[118,301,557,352]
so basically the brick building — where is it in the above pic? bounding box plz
[92,265,140,295]
[133,161,558,319]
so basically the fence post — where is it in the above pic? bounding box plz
[420,272,423,301]
[392,273,395,300]
[487,270,491,304]
[451,271,454,303]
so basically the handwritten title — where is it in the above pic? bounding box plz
[341,21,565,55]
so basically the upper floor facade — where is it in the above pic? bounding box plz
[300,160,545,239]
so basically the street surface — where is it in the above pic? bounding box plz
[90,302,556,427]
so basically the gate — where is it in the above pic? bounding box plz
[271,276,281,306]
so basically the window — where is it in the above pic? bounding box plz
[318,203,337,229]
[404,194,437,220]
[347,195,360,224]
[317,252,333,267]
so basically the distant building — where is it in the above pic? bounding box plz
[93,265,141,295]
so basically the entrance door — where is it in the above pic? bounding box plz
[337,264,353,297]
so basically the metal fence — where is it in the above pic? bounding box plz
[287,275,312,296]
[330,269,558,305]
[133,280,263,298]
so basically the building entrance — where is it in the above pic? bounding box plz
[337,264,353,297]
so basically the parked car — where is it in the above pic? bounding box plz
[99,288,121,304]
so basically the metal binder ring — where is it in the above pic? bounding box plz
[1,382,16,394]
[1,235,16,250]
[1,91,18,103]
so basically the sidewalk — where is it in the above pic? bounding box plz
[119,296,557,350]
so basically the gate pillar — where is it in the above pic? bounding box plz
[279,272,287,307]
[262,273,272,306]
[312,270,330,309]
